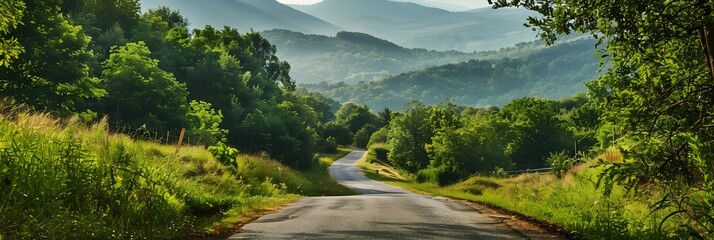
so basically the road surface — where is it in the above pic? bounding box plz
[229,150,552,239]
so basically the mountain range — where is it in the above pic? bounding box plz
[291,0,537,51]
[139,0,538,52]
[140,0,341,35]
[261,29,479,84]
[302,38,601,110]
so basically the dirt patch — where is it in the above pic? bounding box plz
[446,198,581,240]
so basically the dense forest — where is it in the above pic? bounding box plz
[0,0,350,170]
[343,94,597,184]
[304,38,600,109]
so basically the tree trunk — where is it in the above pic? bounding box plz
[700,24,714,80]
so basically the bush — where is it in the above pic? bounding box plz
[416,167,461,186]
[547,151,575,178]
[321,121,353,145]
[368,144,389,162]
[368,127,388,147]
[208,142,239,168]
[318,136,338,153]
[353,124,377,149]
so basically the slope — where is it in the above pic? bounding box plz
[139,0,341,35]
[302,39,601,110]
[291,0,538,51]
[261,29,479,84]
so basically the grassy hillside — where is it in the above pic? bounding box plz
[304,38,600,110]
[0,110,351,239]
[358,149,683,239]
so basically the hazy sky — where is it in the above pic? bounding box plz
[276,0,490,9]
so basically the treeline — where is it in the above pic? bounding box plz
[357,94,603,185]
[304,38,600,110]
[0,0,342,169]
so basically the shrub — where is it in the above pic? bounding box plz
[318,136,338,153]
[353,124,377,149]
[368,144,389,162]
[368,127,388,147]
[416,167,461,186]
[208,142,239,168]
[547,151,575,178]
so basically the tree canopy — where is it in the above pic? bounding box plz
[495,0,714,236]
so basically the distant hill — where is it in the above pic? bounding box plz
[139,0,341,35]
[262,29,479,84]
[302,39,601,110]
[291,0,538,51]
[397,0,476,12]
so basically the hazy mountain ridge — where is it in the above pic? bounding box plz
[139,0,341,35]
[302,38,601,110]
[140,0,537,52]
[262,29,479,84]
[291,0,538,51]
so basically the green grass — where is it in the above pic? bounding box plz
[357,150,683,239]
[303,148,357,196]
[0,111,351,239]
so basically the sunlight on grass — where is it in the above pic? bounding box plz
[0,111,349,239]
[357,150,678,239]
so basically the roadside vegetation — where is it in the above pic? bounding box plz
[0,109,351,239]
[359,149,680,239]
[1,2,357,238]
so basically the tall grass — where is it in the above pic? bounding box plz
[358,147,684,239]
[0,111,301,239]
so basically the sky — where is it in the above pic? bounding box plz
[276,0,491,10]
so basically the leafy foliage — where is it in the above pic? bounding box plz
[382,97,581,185]
[496,0,714,236]
[0,0,104,113]
[0,0,24,67]
[546,151,575,178]
[208,142,239,168]
[101,42,189,132]
[189,100,228,146]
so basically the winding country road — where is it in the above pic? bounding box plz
[229,150,556,239]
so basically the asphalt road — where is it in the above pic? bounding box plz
[229,150,545,239]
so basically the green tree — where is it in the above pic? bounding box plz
[295,89,340,123]
[0,0,104,113]
[353,124,377,149]
[496,0,714,235]
[188,100,228,146]
[101,42,189,131]
[0,0,25,67]
[387,101,433,173]
[336,103,383,133]
[144,7,189,29]
[500,97,572,169]
[368,127,388,147]
[83,0,141,34]
[321,121,353,146]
